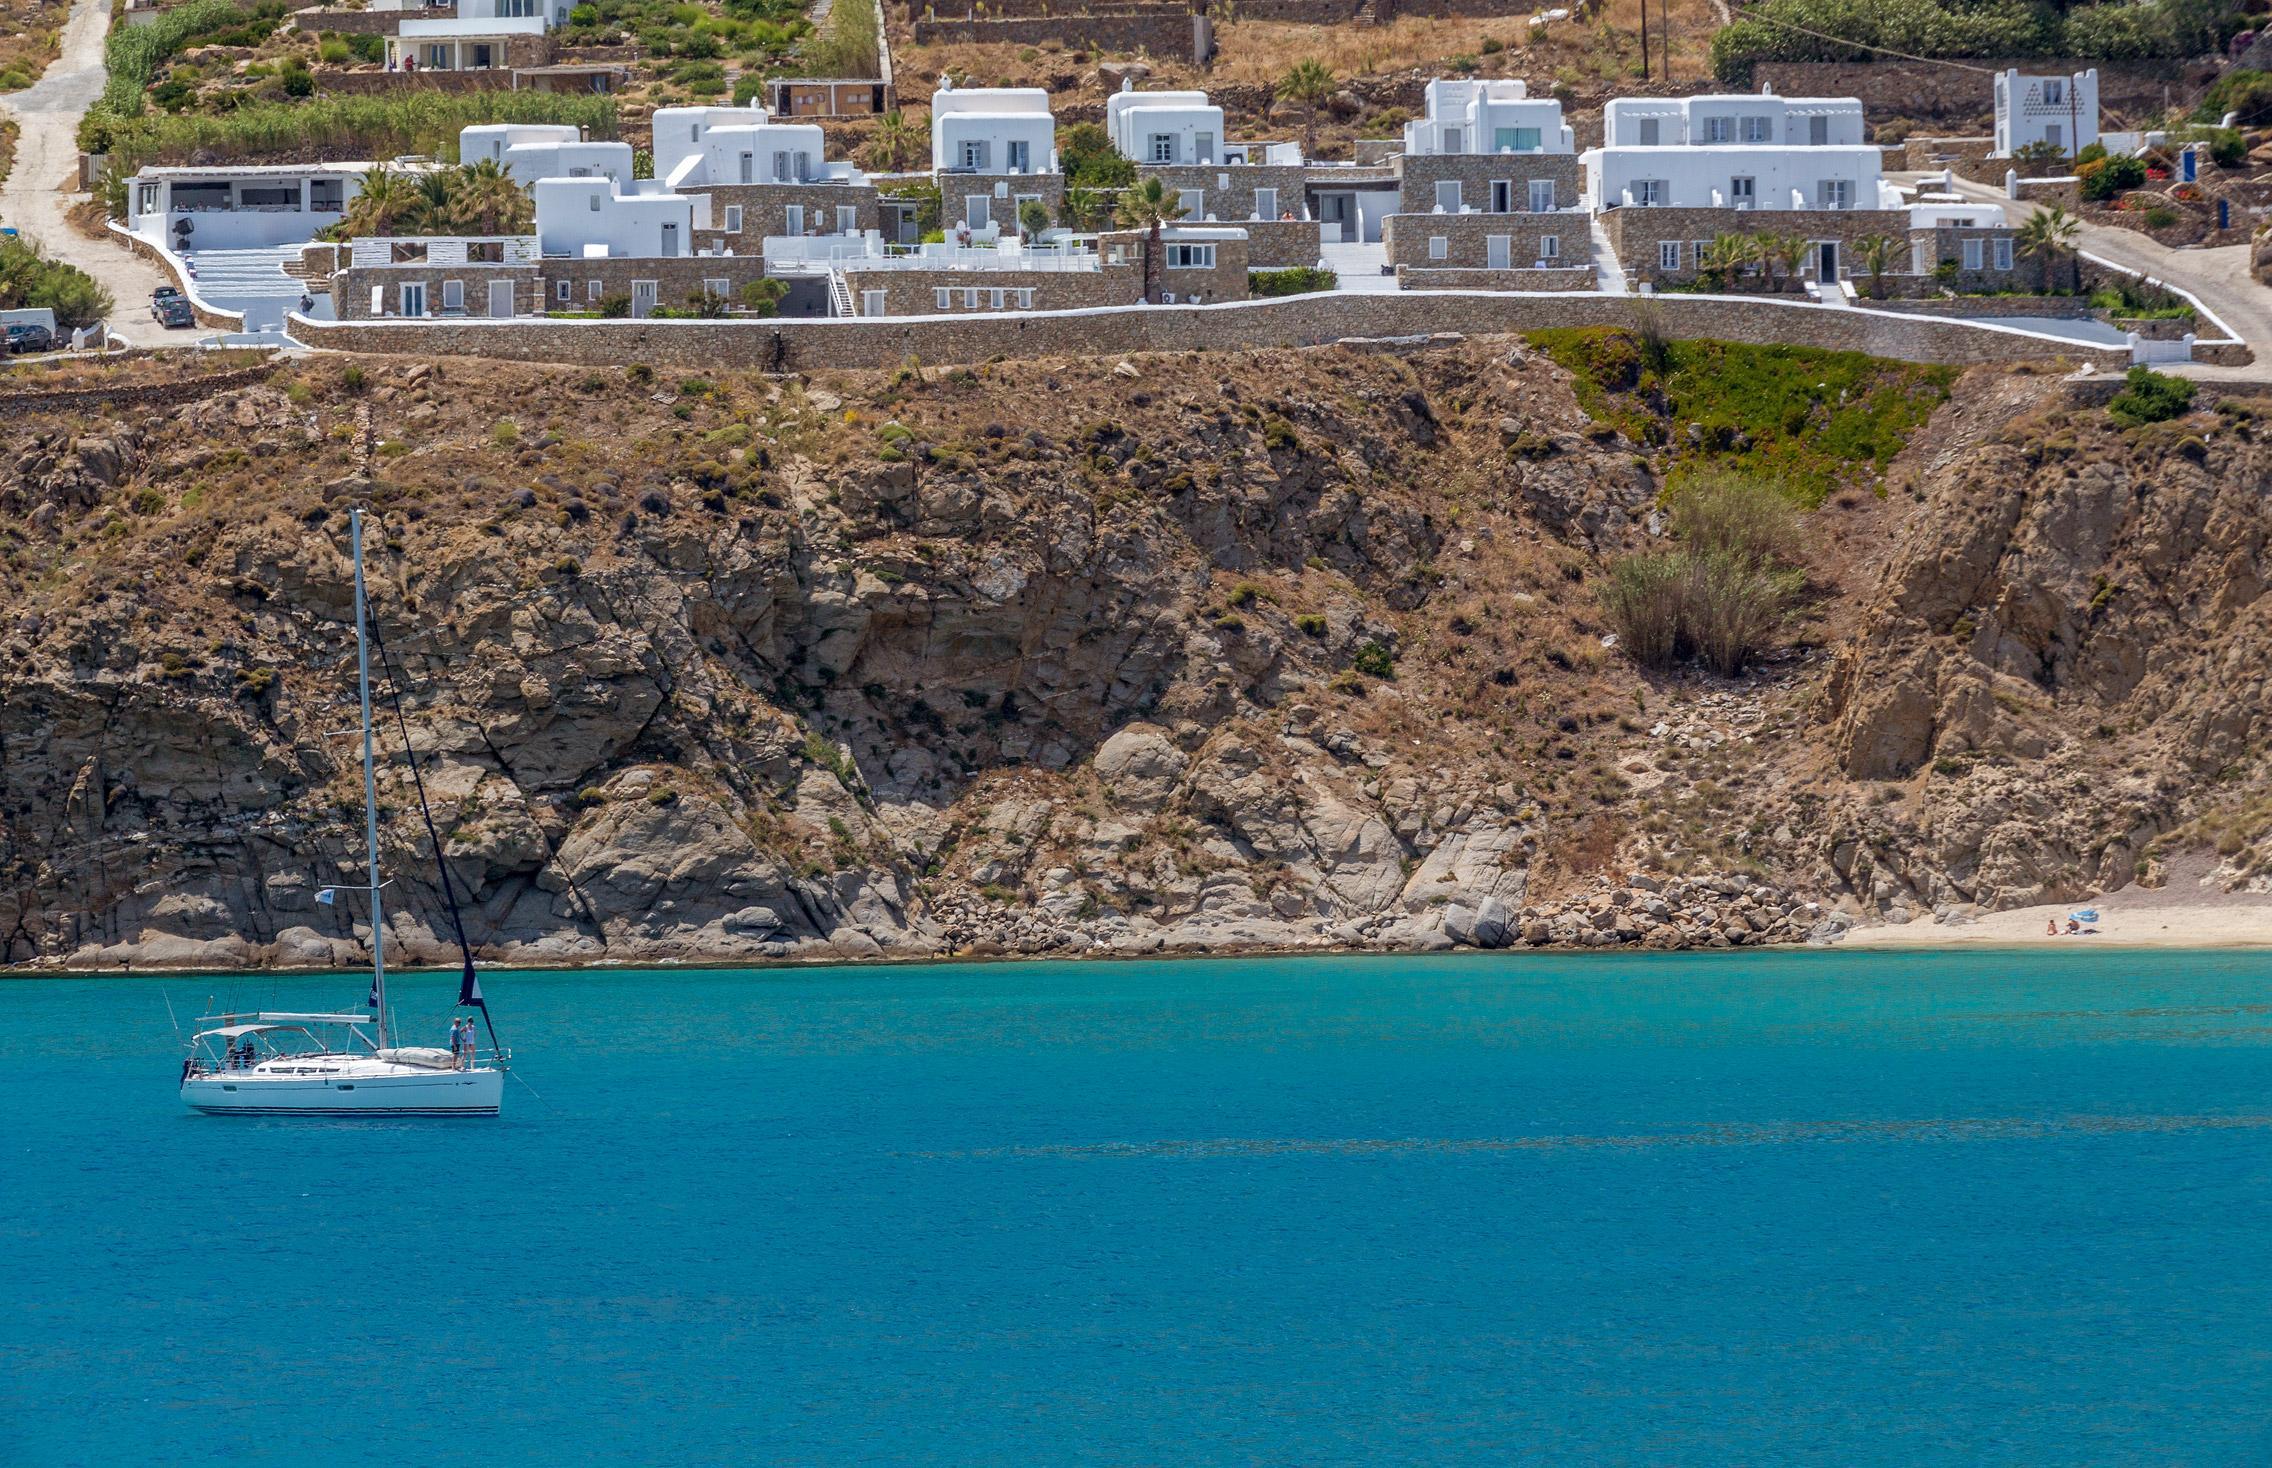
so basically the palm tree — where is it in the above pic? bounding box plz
[1749,231,1781,292]
[1062,184,1107,231]
[2016,204,2081,293]
[1114,176,1187,304]
[1761,233,1810,292]
[411,168,457,230]
[446,157,533,236]
[1852,232,1899,299]
[340,165,418,237]
[1699,233,1750,291]
[1277,58,1336,157]
[865,109,925,173]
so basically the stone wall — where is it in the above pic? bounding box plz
[1901,136,1998,176]
[1602,206,1911,287]
[1751,58,2198,128]
[543,257,775,312]
[1916,224,2034,294]
[842,264,1139,316]
[1393,153,1582,215]
[688,182,882,255]
[910,12,1199,59]
[1235,217,1328,269]
[0,363,277,422]
[1382,211,1586,271]
[2012,177,2080,208]
[294,5,451,35]
[313,68,507,95]
[294,288,2138,374]
[1398,265,1596,291]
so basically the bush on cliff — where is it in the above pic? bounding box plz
[1526,326,1956,506]
[2107,367,2196,428]
[1603,476,1801,678]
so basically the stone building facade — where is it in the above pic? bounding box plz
[1382,211,1584,274]
[1601,205,1914,287]
[685,181,883,256]
[336,255,776,319]
[1393,153,1584,216]
[841,263,1142,316]
[1135,163,1315,229]
[1100,227,1250,304]
[936,171,1066,233]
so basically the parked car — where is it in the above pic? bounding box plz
[152,294,194,329]
[5,322,55,354]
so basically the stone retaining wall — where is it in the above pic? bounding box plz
[1862,294,2097,319]
[1752,58,2196,126]
[109,224,245,329]
[1398,266,1595,291]
[1602,205,1909,287]
[314,68,507,95]
[910,12,1198,58]
[294,5,452,34]
[0,362,277,421]
[293,289,2137,373]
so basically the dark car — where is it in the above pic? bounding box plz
[152,295,195,329]
[4,322,54,355]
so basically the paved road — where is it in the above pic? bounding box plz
[1936,175,2272,382]
[0,0,180,328]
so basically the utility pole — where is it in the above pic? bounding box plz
[1638,0,1650,82]
[1661,0,1672,80]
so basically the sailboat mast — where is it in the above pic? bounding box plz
[351,508,388,1052]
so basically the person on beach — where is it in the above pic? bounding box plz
[2047,918,2059,936]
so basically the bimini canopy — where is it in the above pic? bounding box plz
[192,1023,296,1043]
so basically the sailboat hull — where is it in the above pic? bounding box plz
[182,1068,504,1117]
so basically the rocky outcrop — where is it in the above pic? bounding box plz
[1,350,2266,968]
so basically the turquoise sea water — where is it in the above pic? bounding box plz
[4,949,2272,1465]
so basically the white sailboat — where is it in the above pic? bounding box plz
[181,508,506,1117]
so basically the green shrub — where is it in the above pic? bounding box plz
[2107,366,2196,428]
[0,236,115,328]
[1248,265,1337,297]
[2078,152,2146,202]
[1602,476,1800,676]
[1351,641,1396,678]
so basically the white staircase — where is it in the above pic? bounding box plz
[1587,217,1627,296]
[827,267,856,317]
[183,246,313,330]
[1320,240,1396,292]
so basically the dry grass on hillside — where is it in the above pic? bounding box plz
[0,0,66,90]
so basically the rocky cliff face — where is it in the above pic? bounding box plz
[0,347,2265,969]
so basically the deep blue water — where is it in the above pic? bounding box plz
[5,949,2272,1466]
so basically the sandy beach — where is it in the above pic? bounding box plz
[1842,879,2272,950]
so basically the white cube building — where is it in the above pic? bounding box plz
[1106,86,1225,165]
[932,82,1058,175]
[1584,144,1891,212]
[533,176,710,259]
[1994,69,2098,157]
[1402,79,1573,156]
[1602,89,1865,149]
[460,123,633,185]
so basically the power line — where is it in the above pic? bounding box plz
[1725,2,2002,75]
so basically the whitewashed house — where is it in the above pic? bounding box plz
[385,0,556,72]
[1994,69,2099,157]
[124,161,381,251]
[1401,79,1574,157]
[1584,145,1894,213]
[932,83,1058,177]
[533,176,709,260]
[1601,89,1866,149]
[650,104,865,189]
[1107,86,1227,165]
[460,123,633,185]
